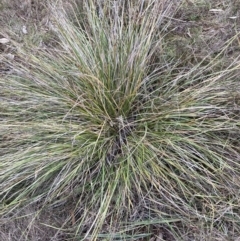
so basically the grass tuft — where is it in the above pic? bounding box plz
[1,0,240,240]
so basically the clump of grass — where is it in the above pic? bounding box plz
[1,0,240,240]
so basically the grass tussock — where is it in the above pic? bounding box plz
[1,0,240,240]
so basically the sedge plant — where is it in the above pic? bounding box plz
[1,0,240,240]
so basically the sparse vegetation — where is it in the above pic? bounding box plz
[0,0,240,240]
